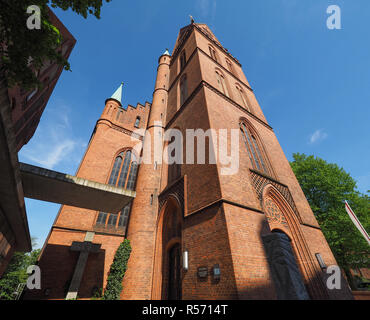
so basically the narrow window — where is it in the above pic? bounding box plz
[209,45,218,62]
[108,156,123,185]
[168,136,181,184]
[252,135,267,173]
[118,204,131,230]
[180,75,188,105]
[240,123,269,175]
[117,151,132,188]
[215,71,229,97]
[180,51,186,71]
[226,59,234,74]
[126,160,138,190]
[134,116,140,128]
[96,212,108,225]
[107,213,118,226]
[116,109,122,121]
[236,85,250,112]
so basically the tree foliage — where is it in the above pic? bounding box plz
[0,0,111,89]
[102,239,132,300]
[0,238,41,300]
[290,153,369,279]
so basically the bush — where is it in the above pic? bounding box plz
[102,239,132,300]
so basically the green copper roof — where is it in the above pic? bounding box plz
[111,82,123,105]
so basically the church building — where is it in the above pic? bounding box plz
[26,21,353,300]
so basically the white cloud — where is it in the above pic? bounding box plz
[309,129,328,144]
[19,101,86,171]
[24,139,77,169]
[197,0,217,21]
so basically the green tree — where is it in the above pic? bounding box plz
[0,0,111,90]
[103,239,132,300]
[0,237,41,300]
[290,153,370,288]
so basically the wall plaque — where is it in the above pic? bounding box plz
[197,266,208,278]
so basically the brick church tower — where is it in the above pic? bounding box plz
[28,21,352,300]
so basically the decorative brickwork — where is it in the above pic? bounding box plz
[250,169,301,223]
[158,176,185,216]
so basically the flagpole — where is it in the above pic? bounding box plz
[345,200,370,245]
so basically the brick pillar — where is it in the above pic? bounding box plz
[121,51,171,299]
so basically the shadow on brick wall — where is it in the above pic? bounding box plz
[23,244,105,300]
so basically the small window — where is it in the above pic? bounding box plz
[134,116,140,128]
[96,212,108,225]
[118,204,131,229]
[180,75,188,105]
[180,51,186,71]
[168,136,182,184]
[226,59,234,74]
[236,85,250,112]
[209,45,218,62]
[215,70,229,97]
[116,110,122,121]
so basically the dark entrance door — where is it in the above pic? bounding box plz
[168,243,181,300]
[262,231,310,300]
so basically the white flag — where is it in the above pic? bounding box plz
[345,200,370,245]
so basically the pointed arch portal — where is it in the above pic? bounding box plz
[261,184,329,300]
[152,195,183,300]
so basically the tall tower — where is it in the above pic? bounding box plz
[120,49,171,299]
[121,22,352,300]
[29,21,353,300]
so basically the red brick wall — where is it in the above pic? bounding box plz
[27,97,150,299]
[182,204,239,299]
[33,23,352,301]
[8,8,76,151]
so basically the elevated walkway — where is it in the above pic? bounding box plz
[20,163,135,213]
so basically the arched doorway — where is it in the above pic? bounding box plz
[152,196,183,300]
[261,185,329,300]
[262,229,310,300]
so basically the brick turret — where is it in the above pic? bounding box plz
[121,50,171,299]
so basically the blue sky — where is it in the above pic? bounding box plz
[19,0,370,249]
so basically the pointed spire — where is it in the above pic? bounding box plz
[163,48,170,56]
[109,82,123,106]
